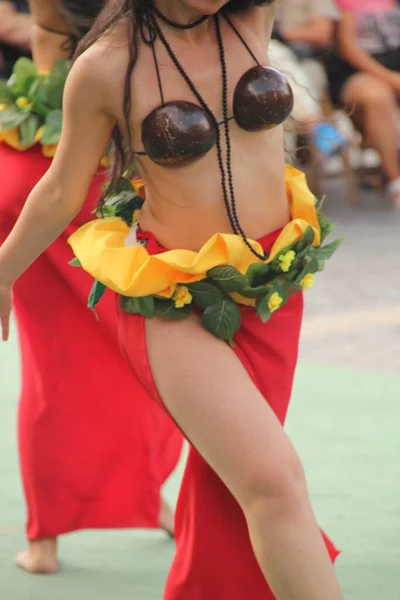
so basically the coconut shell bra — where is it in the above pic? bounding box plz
[137,12,294,168]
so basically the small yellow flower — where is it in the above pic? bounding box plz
[300,273,314,290]
[133,209,141,223]
[278,250,296,273]
[0,103,7,112]
[268,292,283,313]
[16,97,31,110]
[173,285,193,309]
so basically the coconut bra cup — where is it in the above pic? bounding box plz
[138,14,294,167]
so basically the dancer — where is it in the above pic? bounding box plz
[0,0,182,575]
[0,1,344,598]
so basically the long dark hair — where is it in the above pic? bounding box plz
[58,0,107,39]
[74,0,273,195]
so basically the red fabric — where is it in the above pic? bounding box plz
[119,229,339,599]
[0,144,182,540]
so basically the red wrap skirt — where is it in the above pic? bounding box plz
[117,227,339,599]
[0,144,183,540]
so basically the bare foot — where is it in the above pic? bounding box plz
[159,498,175,538]
[16,538,58,574]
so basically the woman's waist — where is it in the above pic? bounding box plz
[139,193,290,252]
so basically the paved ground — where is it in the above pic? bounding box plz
[0,178,400,599]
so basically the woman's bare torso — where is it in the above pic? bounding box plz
[88,6,290,250]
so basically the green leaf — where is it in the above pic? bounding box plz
[207,265,247,293]
[154,298,192,320]
[41,109,63,144]
[187,281,224,310]
[295,226,315,252]
[120,295,155,318]
[240,282,274,299]
[246,262,271,287]
[313,238,343,261]
[113,193,144,226]
[13,58,37,81]
[0,105,29,130]
[69,257,82,267]
[88,280,106,309]
[201,299,241,344]
[256,295,272,324]
[274,277,290,303]
[48,59,70,83]
[0,80,13,103]
[305,255,320,275]
[10,75,37,99]
[46,82,64,109]
[29,83,50,117]
[19,114,39,147]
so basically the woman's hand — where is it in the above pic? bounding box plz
[0,282,12,341]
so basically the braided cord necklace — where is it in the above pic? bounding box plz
[150,9,268,261]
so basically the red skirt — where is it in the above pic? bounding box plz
[118,228,339,599]
[0,144,182,540]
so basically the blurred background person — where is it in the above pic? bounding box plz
[326,0,400,206]
[0,0,182,575]
[0,0,31,77]
[270,0,346,158]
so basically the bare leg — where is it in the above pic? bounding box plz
[145,314,343,600]
[341,73,400,203]
[16,538,58,574]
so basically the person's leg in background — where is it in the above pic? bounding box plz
[341,73,400,206]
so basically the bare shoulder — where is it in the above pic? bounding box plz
[70,18,131,115]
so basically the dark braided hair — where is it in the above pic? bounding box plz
[74,1,274,199]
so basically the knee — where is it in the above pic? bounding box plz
[356,79,396,109]
[239,452,309,518]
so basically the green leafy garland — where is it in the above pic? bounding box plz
[71,175,342,345]
[0,57,69,148]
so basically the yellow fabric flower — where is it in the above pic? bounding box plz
[68,166,322,302]
[268,292,283,313]
[278,250,295,272]
[16,97,31,110]
[0,104,7,112]
[42,143,58,158]
[0,126,43,151]
[300,273,314,290]
[173,285,192,309]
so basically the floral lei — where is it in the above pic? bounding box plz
[71,174,342,345]
[0,57,69,152]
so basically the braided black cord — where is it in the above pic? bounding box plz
[151,16,237,236]
[215,15,268,260]
[153,5,209,30]
[150,11,268,261]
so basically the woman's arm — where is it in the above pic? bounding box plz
[28,0,72,70]
[283,17,335,49]
[0,55,115,307]
[337,12,400,89]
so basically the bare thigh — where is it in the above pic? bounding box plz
[145,314,304,510]
[341,72,397,112]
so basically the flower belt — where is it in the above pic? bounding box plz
[0,57,70,157]
[0,57,110,165]
[69,166,342,344]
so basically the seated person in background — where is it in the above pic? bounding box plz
[0,0,31,78]
[270,0,345,156]
[326,0,400,206]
